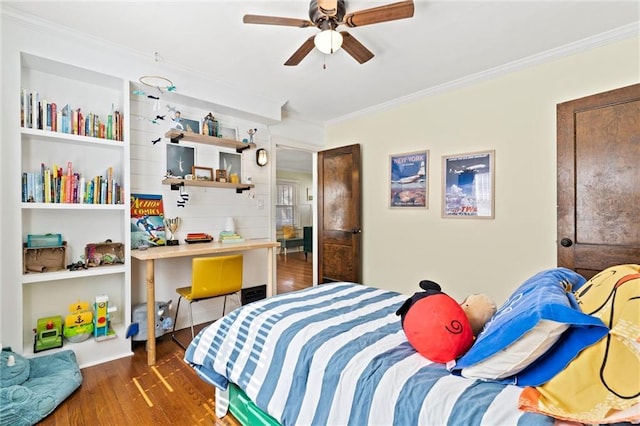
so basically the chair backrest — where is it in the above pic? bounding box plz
[190,254,243,299]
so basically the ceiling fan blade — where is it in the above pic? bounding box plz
[340,32,374,64]
[284,36,316,66]
[343,0,414,27]
[243,14,314,28]
[317,0,339,17]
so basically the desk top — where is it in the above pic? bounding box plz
[130,239,280,261]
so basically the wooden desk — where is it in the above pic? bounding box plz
[131,239,280,365]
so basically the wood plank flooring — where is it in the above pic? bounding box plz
[276,250,313,294]
[38,251,312,425]
[39,334,240,426]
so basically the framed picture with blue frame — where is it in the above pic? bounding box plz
[442,150,495,219]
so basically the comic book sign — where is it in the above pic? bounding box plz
[442,150,495,219]
[390,150,428,208]
[130,193,166,248]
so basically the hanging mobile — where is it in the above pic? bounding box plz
[139,52,177,98]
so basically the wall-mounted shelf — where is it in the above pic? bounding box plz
[164,130,256,153]
[162,178,254,193]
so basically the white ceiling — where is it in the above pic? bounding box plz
[4,1,639,128]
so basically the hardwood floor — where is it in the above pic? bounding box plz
[276,250,313,294]
[39,251,311,425]
[39,333,240,426]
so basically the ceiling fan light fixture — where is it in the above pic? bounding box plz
[314,29,343,54]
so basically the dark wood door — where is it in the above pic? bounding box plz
[557,83,640,279]
[317,144,362,283]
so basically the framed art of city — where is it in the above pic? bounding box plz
[442,150,495,219]
[389,150,428,208]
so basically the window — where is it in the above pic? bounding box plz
[276,181,298,230]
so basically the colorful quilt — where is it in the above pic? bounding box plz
[185,282,553,426]
[520,264,640,424]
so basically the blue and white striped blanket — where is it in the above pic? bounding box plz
[185,282,553,426]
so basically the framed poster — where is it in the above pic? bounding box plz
[218,125,238,141]
[390,150,428,208]
[220,151,242,182]
[181,117,200,134]
[166,144,195,178]
[442,150,495,219]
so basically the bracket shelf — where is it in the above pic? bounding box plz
[163,178,254,193]
[164,130,255,153]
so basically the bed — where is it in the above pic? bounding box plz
[184,266,640,426]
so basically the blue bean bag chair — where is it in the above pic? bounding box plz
[1,348,82,426]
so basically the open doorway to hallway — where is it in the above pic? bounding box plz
[275,146,314,294]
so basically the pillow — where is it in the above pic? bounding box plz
[450,267,609,386]
[1,350,29,387]
[282,225,296,239]
[519,264,640,424]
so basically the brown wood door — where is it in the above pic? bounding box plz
[317,144,362,283]
[557,83,640,279]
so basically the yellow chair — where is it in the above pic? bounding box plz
[171,254,243,349]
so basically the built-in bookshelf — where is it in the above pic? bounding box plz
[20,130,124,204]
[18,52,132,367]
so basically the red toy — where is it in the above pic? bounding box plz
[396,280,474,363]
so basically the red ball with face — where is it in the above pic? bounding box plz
[403,293,474,363]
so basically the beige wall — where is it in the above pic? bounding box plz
[326,37,639,305]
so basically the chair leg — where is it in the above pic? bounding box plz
[171,296,186,349]
[222,295,228,316]
[188,301,195,341]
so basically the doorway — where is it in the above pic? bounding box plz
[275,145,314,294]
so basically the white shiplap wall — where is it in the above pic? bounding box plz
[129,85,273,329]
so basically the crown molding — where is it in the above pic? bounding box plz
[325,22,639,128]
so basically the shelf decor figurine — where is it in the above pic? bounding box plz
[203,112,218,137]
[247,128,257,143]
[164,217,181,246]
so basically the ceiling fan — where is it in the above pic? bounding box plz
[243,0,415,66]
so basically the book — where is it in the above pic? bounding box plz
[65,162,73,203]
[130,193,166,249]
[220,237,245,244]
[20,88,26,127]
[45,101,52,131]
[50,103,57,132]
[219,230,244,243]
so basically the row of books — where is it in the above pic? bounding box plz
[20,89,124,141]
[22,163,123,205]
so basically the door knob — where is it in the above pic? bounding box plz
[560,238,573,247]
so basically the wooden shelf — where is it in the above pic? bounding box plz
[162,178,254,193]
[164,130,256,153]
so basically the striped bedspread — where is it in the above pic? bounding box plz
[185,282,554,426]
